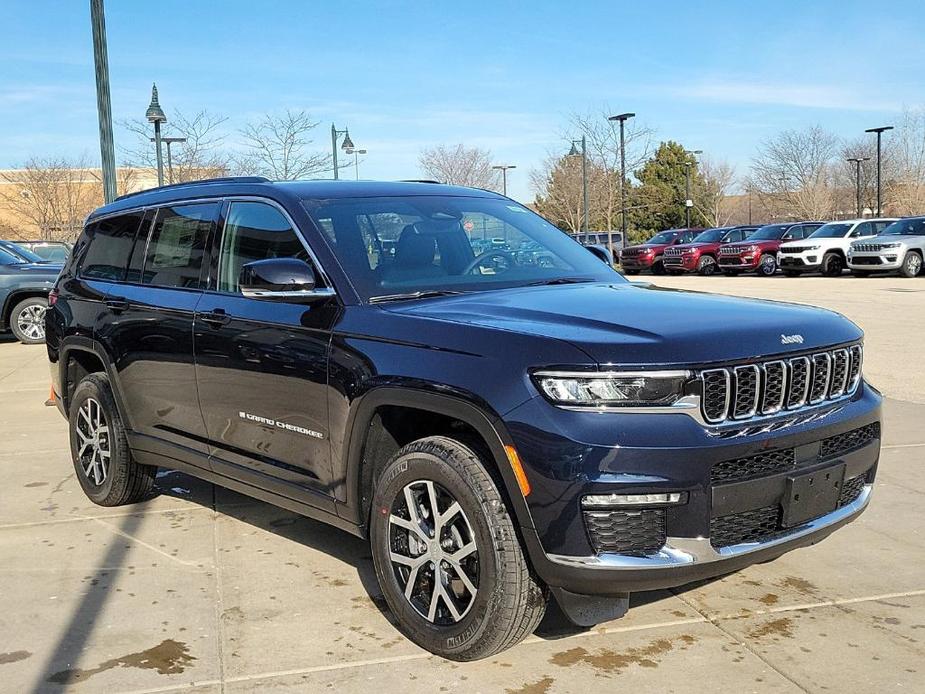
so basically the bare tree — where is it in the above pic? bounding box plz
[1,156,101,240]
[418,144,499,190]
[566,108,653,231]
[530,154,590,232]
[885,107,925,216]
[837,138,879,217]
[238,110,331,180]
[696,157,736,226]
[120,110,231,184]
[750,125,840,220]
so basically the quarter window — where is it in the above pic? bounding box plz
[80,211,145,281]
[218,201,310,293]
[142,203,217,289]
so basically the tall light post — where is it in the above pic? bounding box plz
[331,124,353,180]
[90,0,116,203]
[846,156,870,218]
[683,149,703,228]
[345,147,367,180]
[492,164,516,196]
[865,125,893,215]
[608,113,635,251]
[150,136,186,184]
[146,84,167,187]
[567,138,589,236]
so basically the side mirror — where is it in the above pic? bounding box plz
[240,258,330,302]
[585,244,614,266]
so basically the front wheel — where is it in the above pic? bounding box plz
[697,256,717,276]
[10,297,47,344]
[900,251,922,278]
[757,254,777,276]
[821,252,844,277]
[650,258,665,275]
[370,436,546,660]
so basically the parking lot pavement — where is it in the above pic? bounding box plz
[0,277,923,694]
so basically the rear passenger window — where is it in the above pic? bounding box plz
[79,211,145,280]
[218,201,309,293]
[142,204,217,289]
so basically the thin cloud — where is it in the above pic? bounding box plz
[659,80,902,112]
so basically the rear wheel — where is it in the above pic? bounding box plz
[821,252,844,277]
[10,297,47,344]
[697,256,717,276]
[370,436,546,660]
[900,251,922,278]
[69,373,156,506]
[757,254,777,276]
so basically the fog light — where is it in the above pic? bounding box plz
[581,492,686,508]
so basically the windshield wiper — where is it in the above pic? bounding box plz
[525,277,595,286]
[369,289,466,304]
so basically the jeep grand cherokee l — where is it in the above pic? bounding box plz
[778,219,896,277]
[46,178,881,661]
[618,228,698,275]
[663,225,759,275]
[847,216,925,277]
[719,222,825,276]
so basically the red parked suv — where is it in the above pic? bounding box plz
[718,222,825,276]
[619,228,699,275]
[663,225,759,275]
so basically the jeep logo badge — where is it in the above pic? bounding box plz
[781,334,804,345]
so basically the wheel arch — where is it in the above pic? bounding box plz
[340,386,536,537]
[2,287,51,329]
[58,338,132,426]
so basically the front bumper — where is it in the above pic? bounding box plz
[718,253,759,270]
[663,254,698,271]
[505,382,881,595]
[620,255,655,270]
[848,252,903,271]
[778,252,821,271]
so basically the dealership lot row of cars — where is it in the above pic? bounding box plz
[618,217,925,278]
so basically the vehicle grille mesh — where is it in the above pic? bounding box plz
[819,422,881,459]
[699,344,862,424]
[584,509,666,554]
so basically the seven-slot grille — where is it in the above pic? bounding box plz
[700,344,862,424]
[852,243,886,252]
[664,247,684,256]
[720,245,745,255]
[780,246,813,254]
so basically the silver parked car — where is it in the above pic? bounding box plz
[847,217,925,277]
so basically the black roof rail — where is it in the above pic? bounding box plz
[398,179,442,184]
[114,176,272,202]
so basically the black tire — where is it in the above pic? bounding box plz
[369,436,546,661]
[650,258,665,275]
[782,270,800,278]
[697,256,717,276]
[821,252,844,277]
[9,296,47,344]
[900,251,922,278]
[757,254,777,276]
[69,373,156,506]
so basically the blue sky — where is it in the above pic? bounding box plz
[1,1,922,201]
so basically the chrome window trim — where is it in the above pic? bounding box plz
[547,485,871,570]
[240,287,336,300]
[732,364,760,419]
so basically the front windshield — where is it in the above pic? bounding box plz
[0,247,25,265]
[748,224,789,241]
[692,228,730,243]
[880,218,925,236]
[302,195,621,301]
[646,231,678,245]
[0,241,44,263]
[809,223,852,239]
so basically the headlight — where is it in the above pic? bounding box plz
[744,244,758,252]
[533,370,691,407]
[804,244,820,251]
[880,242,901,249]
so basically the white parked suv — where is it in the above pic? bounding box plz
[847,217,925,278]
[778,218,896,277]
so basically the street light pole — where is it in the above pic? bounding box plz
[492,164,517,196]
[608,113,635,254]
[846,157,870,217]
[865,125,893,215]
[346,148,367,180]
[331,124,353,180]
[683,149,703,228]
[145,84,168,187]
[90,0,116,203]
[150,137,187,184]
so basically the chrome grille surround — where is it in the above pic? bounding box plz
[663,247,683,256]
[697,344,863,426]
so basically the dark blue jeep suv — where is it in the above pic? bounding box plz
[46,177,882,660]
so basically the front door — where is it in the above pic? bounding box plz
[194,200,339,499]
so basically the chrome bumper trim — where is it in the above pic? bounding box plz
[547,485,871,570]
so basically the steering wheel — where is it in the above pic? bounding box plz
[462,250,516,275]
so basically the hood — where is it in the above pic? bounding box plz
[623,243,668,252]
[780,238,839,248]
[384,282,861,366]
[2,262,62,276]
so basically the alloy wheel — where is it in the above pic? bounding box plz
[760,255,776,275]
[908,254,922,276]
[16,304,46,341]
[388,479,479,625]
[75,397,110,486]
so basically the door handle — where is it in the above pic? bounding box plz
[199,308,231,327]
[105,297,129,313]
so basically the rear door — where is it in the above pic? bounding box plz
[194,199,339,501]
[97,202,219,459]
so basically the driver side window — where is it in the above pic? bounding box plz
[218,202,310,294]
